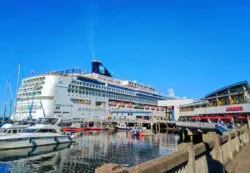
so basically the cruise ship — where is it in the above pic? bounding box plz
[14,61,169,121]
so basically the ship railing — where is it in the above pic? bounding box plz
[176,121,216,129]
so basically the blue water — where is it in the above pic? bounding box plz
[0,131,179,173]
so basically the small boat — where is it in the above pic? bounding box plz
[0,117,73,150]
[62,127,86,133]
[62,121,86,133]
[115,122,131,131]
[86,126,104,131]
[62,126,105,132]
[62,121,104,132]
[105,126,115,131]
[130,127,142,136]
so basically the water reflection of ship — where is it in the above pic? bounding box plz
[0,143,72,162]
[5,132,179,173]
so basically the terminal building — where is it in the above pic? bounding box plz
[158,99,194,121]
[178,81,250,122]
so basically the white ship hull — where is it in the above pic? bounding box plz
[0,143,71,161]
[0,134,72,150]
[15,61,169,121]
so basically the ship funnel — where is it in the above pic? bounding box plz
[91,60,112,77]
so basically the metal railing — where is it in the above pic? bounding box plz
[176,121,216,129]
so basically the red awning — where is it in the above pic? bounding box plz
[223,115,233,120]
[192,115,233,120]
[237,116,246,120]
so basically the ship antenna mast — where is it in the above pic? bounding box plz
[13,63,21,120]
[2,80,9,124]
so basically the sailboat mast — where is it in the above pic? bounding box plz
[16,64,21,96]
[3,80,9,124]
[14,63,21,120]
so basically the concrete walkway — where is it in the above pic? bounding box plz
[225,143,250,173]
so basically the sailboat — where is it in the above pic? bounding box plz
[1,80,10,126]
[0,64,29,130]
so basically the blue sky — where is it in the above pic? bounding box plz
[0,0,250,113]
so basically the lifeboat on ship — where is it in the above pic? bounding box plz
[127,103,133,108]
[144,105,150,110]
[109,101,117,107]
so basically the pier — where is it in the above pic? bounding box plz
[95,125,250,173]
[69,118,177,133]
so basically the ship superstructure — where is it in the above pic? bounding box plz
[15,61,170,120]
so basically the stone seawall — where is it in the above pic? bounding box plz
[95,126,250,173]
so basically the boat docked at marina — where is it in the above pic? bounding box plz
[0,117,73,150]
[105,125,115,131]
[62,121,105,133]
[115,122,131,131]
[15,60,169,121]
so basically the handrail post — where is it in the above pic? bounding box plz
[186,144,196,173]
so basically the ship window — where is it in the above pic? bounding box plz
[23,129,37,133]
[56,106,60,110]
[48,129,57,133]
[37,129,49,133]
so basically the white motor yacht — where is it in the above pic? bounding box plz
[0,117,72,150]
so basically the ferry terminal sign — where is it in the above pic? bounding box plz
[226,106,243,112]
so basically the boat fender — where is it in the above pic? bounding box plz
[32,140,37,147]
[54,137,59,144]
[28,151,31,157]
[29,138,32,143]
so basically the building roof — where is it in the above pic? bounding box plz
[205,81,249,98]
[179,100,208,108]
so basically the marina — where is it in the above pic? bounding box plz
[1,1,250,172]
[0,63,250,172]
[0,62,250,172]
[0,131,178,173]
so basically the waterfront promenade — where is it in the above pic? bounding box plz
[225,143,250,173]
[95,125,250,173]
